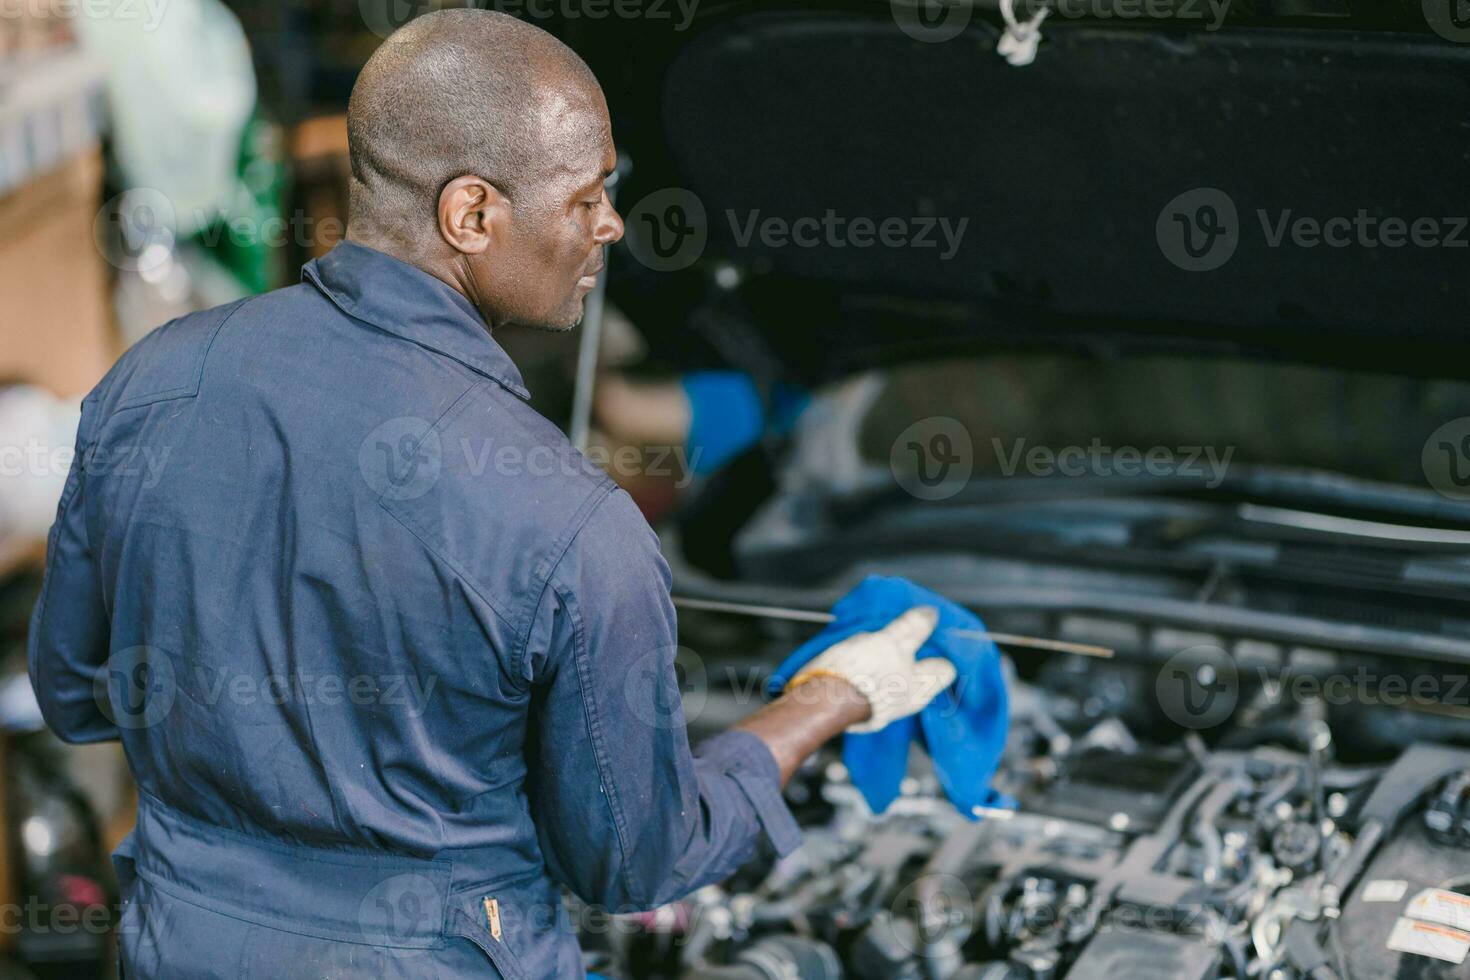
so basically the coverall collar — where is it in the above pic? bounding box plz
[303,240,531,401]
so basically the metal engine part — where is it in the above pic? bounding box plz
[585,670,1470,980]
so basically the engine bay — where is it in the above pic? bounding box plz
[579,615,1470,980]
[561,341,1470,979]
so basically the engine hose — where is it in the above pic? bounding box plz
[682,937,843,980]
[1221,720,1314,752]
[1193,814,1224,882]
[1216,855,1260,905]
[1321,765,1385,790]
[681,964,766,980]
[981,882,1007,948]
[1222,934,1250,978]
[1254,770,1302,818]
[952,965,1024,980]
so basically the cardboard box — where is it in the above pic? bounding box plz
[0,147,117,397]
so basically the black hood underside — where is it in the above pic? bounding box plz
[587,9,1470,382]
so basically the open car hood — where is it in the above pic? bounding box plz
[573,4,1470,383]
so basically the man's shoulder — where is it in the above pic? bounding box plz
[431,379,616,506]
[93,295,255,414]
[423,380,625,558]
[376,377,637,624]
[93,285,328,416]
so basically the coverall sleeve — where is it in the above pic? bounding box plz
[27,388,117,744]
[525,487,801,912]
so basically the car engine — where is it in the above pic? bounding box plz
[579,642,1470,980]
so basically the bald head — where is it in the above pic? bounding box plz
[343,9,623,333]
[347,9,601,241]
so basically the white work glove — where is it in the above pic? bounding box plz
[787,606,957,734]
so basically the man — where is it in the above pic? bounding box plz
[28,10,955,978]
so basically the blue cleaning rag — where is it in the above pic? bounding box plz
[768,575,1011,818]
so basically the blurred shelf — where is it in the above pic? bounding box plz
[0,536,45,582]
[0,47,105,198]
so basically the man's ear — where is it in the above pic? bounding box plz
[437,176,510,255]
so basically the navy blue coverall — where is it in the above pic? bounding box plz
[28,241,801,978]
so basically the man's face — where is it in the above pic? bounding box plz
[473,89,624,331]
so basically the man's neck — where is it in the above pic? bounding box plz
[345,226,492,331]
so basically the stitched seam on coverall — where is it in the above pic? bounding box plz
[550,575,646,909]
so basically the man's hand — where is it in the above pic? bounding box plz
[734,606,953,786]
[786,606,954,733]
